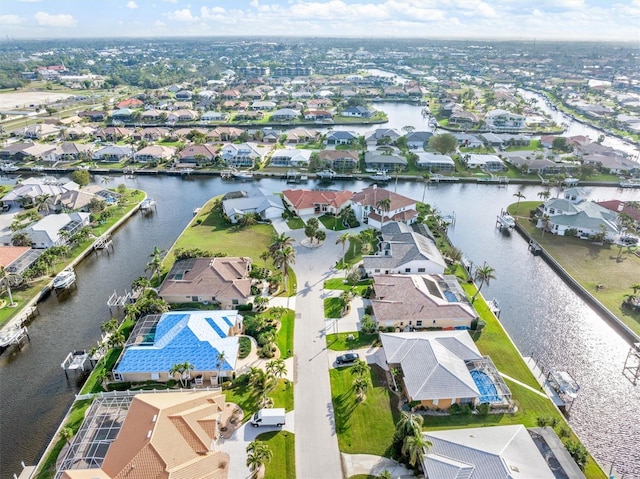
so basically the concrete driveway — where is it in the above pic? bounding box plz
[222,410,296,479]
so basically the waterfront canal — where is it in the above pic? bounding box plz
[1,99,640,477]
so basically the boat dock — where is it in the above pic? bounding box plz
[528,239,542,255]
[496,210,516,229]
[523,356,580,412]
[61,349,91,375]
[429,174,459,183]
[0,325,29,349]
[107,289,132,314]
[93,233,114,253]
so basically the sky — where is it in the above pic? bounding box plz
[1,0,639,41]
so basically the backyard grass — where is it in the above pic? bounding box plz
[324,278,373,296]
[165,196,276,272]
[324,297,344,319]
[224,376,294,422]
[330,365,400,456]
[286,216,305,229]
[259,430,296,479]
[326,331,379,351]
[509,204,640,336]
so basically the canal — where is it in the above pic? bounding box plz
[1,100,640,477]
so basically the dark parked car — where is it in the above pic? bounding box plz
[336,353,359,365]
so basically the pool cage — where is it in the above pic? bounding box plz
[54,393,133,478]
[125,313,162,347]
[466,356,512,406]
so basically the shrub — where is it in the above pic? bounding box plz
[564,228,578,237]
[236,303,253,311]
[564,440,588,469]
[537,415,552,427]
[364,304,373,315]
[476,403,490,416]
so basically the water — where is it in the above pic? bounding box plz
[2,102,640,477]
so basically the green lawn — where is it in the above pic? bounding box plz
[286,216,305,229]
[330,365,400,456]
[319,215,349,231]
[324,297,343,319]
[224,376,294,422]
[275,308,295,359]
[259,430,296,479]
[0,189,145,329]
[324,278,373,296]
[326,332,379,351]
[165,197,276,272]
[508,204,640,336]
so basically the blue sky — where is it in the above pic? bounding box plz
[1,0,639,41]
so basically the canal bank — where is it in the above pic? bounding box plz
[512,220,640,344]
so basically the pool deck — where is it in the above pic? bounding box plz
[523,356,566,408]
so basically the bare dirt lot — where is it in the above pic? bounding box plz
[0,91,75,110]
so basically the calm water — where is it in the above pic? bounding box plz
[1,103,640,477]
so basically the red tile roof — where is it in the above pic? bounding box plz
[0,246,31,268]
[351,186,416,210]
[282,189,353,210]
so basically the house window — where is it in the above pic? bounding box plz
[417,268,426,273]
[232,299,239,305]
[374,269,380,273]
[211,296,216,301]
[191,296,198,302]
[151,372,160,380]
[433,320,436,324]
[405,268,411,273]
[416,320,423,327]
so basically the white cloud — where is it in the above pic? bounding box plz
[34,12,77,27]
[165,8,198,21]
[126,1,138,9]
[154,20,166,27]
[0,14,25,25]
[200,6,225,19]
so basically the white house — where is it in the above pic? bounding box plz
[484,108,526,132]
[269,148,312,167]
[220,142,263,168]
[538,187,619,239]
[462,154,506,171]
[222,189,285,223]
[22,212,90,249]
[415,152,455,172]
[363,222,446,276]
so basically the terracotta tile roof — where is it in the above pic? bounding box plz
[282,189,353,210]
[0,246,31,268]
[318,150,358,161]
[351,186,415,210]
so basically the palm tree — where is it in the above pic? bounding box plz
[145,246,165,283]
[269,233,294,256]
[471,263,496,303]
[540,214,552,237]
[401,433,432,468]
[248,367,276,407]
[246,440,273,478]
[395,411,424,438]
[336,232,350,265]
[339,289,353,316]
[11,232,31,247]
[170,362,194,387]
[266,358,287,381]
[350,358,370,378]
[131,276,151,292]
[352,376,371,402]
[215,350,226,385]
[421,172,431,204]
[512,191,526,213]
[239,212,257,228]
[0,266,17,307]
[376,197,391,227]
[537,190,551,202]
[272,245,296,292]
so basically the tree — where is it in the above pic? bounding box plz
[350,358,370,378]
[339,289,353,316]
[266,358,287,381]
[391,412,424,459]
[11,232,31,247]
[145,246,165,283]
[336,232,350,265]
[352,376,371,402]
[378,471,393,479]
[71,170,90,187]
[59,427,74,446]
[428,133,457,155]
[564,440,588,469]
[246,440,273,478]
[169,362,194,387]
[512,191,526,212]
[360,314,377,333]
[537,190,551,202]
[471,263,496,303]
[272,245,296,292]
[314,229,326,244]
[269,233,294,256]
[215,350,226,384]
[421,172,431,204]
[239,212,258,228]
[401,433,432,468]
[0,266,17,307]
[248,366,276,407]
[376,198,391,227]
[131,276,151,292]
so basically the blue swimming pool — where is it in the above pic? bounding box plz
[470,369,502,403]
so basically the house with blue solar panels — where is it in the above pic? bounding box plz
[372,274,477,331]
[112,310,243,384]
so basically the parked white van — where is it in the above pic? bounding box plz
[250,408,286,427]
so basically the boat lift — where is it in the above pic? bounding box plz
[61,350,91,377]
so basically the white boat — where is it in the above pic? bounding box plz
[620,179,640,188]
[0,163,20,172]
[232,169,254,180]
[497,213,516,228]
[140,198,156,211]
[53,268,76,289]
[316,169,336,180]
[369,169,391,182]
